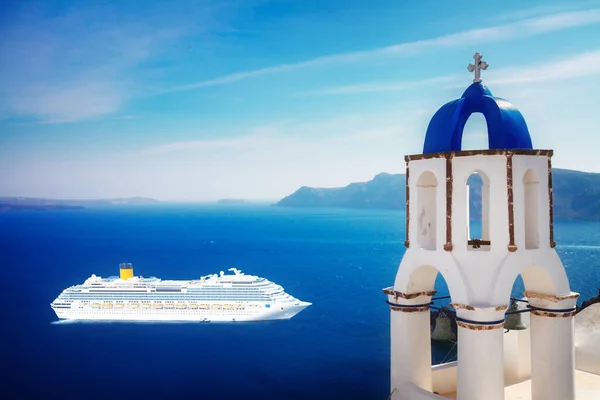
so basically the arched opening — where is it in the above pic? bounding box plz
[466,171,490,249]
[417,171,438,250]
[406,266,457,364]
[394,264,468,396]
[461,113,489,150]
[523,169,540,249]
[503,265,557,385]
[431,272,457,365]
[504,274,532,385]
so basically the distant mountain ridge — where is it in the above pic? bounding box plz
[278,173,406,209]
[277,169,600,221]
[0,197,159,212]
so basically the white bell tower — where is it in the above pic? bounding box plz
[384,53,579,400]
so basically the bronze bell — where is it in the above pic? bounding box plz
[504,300,528,331]
[431,308,456,342]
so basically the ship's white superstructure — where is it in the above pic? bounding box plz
[51,264,311,322]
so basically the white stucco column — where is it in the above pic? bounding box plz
[453,304,507,400]
[385,288,435,399]
[526,292,579,400]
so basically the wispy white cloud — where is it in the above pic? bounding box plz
[9,81,124,124]
[132,117,410,200]
[441,50,600,90]
[485,50,600,86]
[5,5,600,122]
[112,115,142,121]
[0,9,174,122]
[142,114,408,155]
[297,76,458,96]
[300,50,600,97]
[488,1,600,23]
[162,9,600,93]
[0,2,232,123]
[143,135,267,155]
[142,122,287,154]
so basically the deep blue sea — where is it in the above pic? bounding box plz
[1,205,599,399]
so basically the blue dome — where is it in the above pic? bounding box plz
[422,82,533,154]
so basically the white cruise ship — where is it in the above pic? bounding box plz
[51,263,311,322]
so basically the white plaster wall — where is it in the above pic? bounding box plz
[511,155,550,251]
[395,250,468,303]
[451,155,508,251]
[398,154,571,306]
[394,152,580,400]
[417,183,437,250]
[575,303,600,375]
[431,324,533,393]
[392,383,449,400]
[492,251,571,301]
[390,308,433,393]
[504,329,521,383]
[530,311,577,400]
[503,316,532,385]
[408,158,447,252]
[431,362,457,395]
[397,227,571,305]
[519,310,532,378]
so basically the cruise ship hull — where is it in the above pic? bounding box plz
[52,302,311,322]
[51,266,312,323]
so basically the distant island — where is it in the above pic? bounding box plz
[277,169,600,221]
[217,199,251,205]
[0,197,159,212]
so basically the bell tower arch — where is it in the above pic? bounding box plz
[385,52,578,400]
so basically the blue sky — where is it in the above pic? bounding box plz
[1,0,600,201]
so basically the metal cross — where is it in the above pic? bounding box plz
[467,52,489,83]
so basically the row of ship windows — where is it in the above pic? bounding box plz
[104,293,282,297]
[189,287,270,290]
[62,311,256,315]
[66,294,282,298]
[69,300,265,304]
[85,284,272,289]
[74,309,260,312]
[62,293,282,297]
[69,300,264,308]
[85,300,262,304]
[69,290,281,295]
[64,293,276,296]
[63,292,279,296]
[66,306,290,312]
[78,286,277,292]
[63,295,275,298]
[60,296,276,301]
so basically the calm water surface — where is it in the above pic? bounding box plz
[1,205,598,399]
